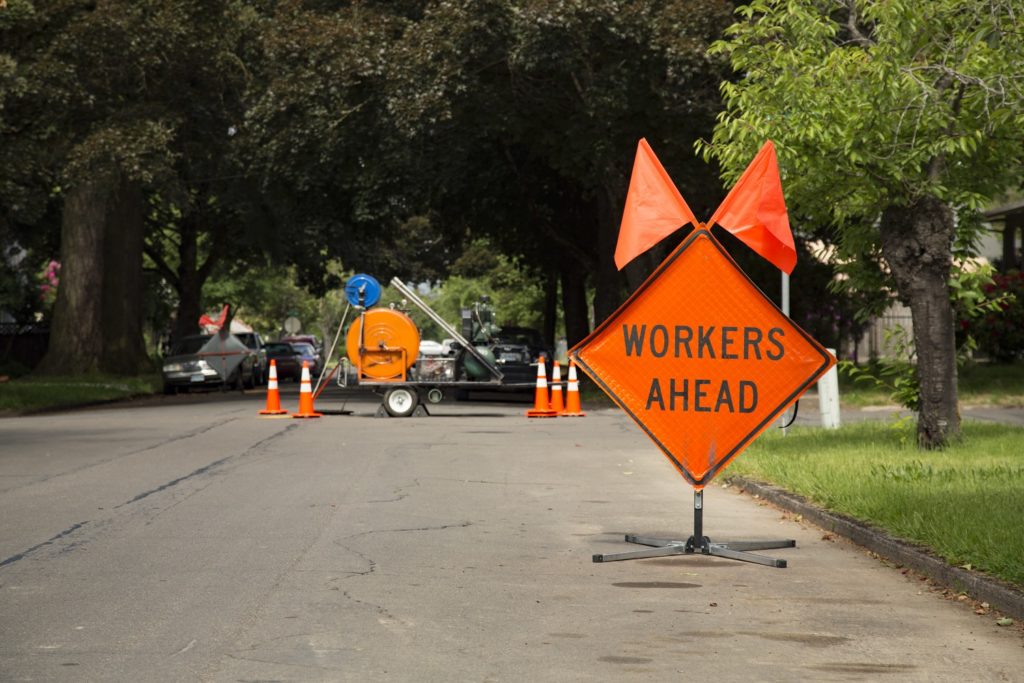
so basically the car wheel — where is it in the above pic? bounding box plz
[162,383,177,395]
[224,371,242,392]
[383,386,419,417]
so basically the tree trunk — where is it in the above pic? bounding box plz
[173,218,202,342]
[37,178,110,375]
[560,258,590,347]
[542,271,557,349]
[592,187,624,325]
[879,196,960,448]
[100,177,148,374]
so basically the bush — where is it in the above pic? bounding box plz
[965,270,1024,362]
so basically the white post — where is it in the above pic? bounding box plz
[781,271,790,318]
[818,348,841,429]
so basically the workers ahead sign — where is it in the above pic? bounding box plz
[570,228,836,489]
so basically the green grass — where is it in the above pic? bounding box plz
[0,373,162,414]
[729,420,1024,588]
[839,361,1024,407]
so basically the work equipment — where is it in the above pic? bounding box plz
[324,275,540,417]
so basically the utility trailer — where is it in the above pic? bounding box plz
[326,275,538,416]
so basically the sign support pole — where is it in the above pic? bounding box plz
[592,487,795,568]
[780,271,792,435]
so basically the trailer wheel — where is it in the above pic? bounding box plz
[383,386,419,417]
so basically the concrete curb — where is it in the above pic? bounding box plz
[727,476,1024,622]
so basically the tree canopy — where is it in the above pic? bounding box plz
[7,0,1021,427]
[702,0,1024,446]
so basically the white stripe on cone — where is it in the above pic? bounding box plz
[535,363,548,388]
[267,363,279,390]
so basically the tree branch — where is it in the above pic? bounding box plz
[197,225,229,283]
[143,242,180,290]
[844,0,875,48]
[541,222,596,271]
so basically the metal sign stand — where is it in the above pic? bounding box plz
[592,489,795,568]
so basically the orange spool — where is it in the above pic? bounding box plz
[346,308,421,380]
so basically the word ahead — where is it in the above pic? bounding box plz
[570,228,835,489]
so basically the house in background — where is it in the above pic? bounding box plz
[981,199,1023,273]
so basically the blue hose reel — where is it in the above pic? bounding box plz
[344,274,382,308]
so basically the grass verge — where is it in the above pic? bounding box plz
[0,374,162,414]
[729,420,1024,589]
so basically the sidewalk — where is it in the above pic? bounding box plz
[791,391,1024,427]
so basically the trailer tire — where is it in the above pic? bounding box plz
[383,386,419,417]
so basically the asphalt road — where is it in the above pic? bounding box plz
[1,386,1021,681]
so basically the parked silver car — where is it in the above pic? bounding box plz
[161,334,256,394]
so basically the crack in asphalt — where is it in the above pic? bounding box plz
[115,423,298,509]
[0,417,240,496]
[0,423,298,569]
[0,521,89,568]
[114,454,236,508]
[325,521,473,632]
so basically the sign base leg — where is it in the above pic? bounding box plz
[592,491,794,567]
[592,535,793,567]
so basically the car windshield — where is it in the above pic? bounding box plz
[235,333,258,349]
[291,342,315,355]
[171,336,211,355]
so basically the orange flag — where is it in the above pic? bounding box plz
[709,140,796,274]
[614,139,699,270]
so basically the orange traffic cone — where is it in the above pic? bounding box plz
[292,361,323,418]
[562,360,586,417]
[526,358,558,418]
[258,360,289,416]
[549,360,564,414]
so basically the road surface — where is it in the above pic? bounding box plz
[1,388,1021,681]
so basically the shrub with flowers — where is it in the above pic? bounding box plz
[963,270,1024,362]
[39,260,60,310]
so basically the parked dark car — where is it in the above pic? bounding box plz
[489,326,554,384]
[161,334,256,393]
[264,342,303,381]
[281,335,321,354]
[493,326,552,364]
[234,331,267,384]
[288,341,322,378]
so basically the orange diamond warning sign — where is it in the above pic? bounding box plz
[570,228,836,489]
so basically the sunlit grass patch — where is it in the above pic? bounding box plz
[0,374,161,414]
[731,420,1024,587]
[839,361,1024,407]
